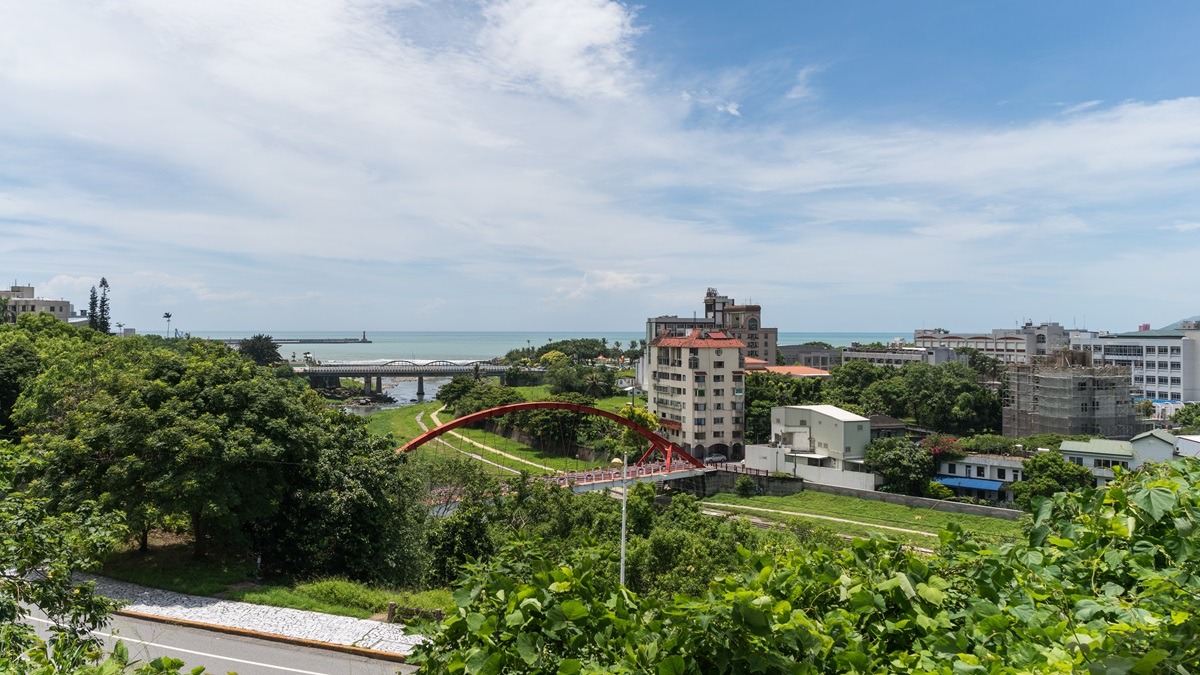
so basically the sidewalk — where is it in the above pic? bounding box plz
[83,575,425,657]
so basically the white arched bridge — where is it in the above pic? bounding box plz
[296,360,530,395]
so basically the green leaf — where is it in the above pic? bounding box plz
[516,633,539,666]
[1131,649,1169,675]
[916,583,945,606]
[560,599,589,621]
[557,658,582,675]
[657,655,687,675]
[1131,486,1176,522]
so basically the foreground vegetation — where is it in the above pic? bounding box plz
[415,459,1200,673]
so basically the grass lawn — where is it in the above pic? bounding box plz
[704,491,1027,544]
[102,539,254,597]
[710,506,941,550]
[102,537,454,622]
[366,401,443,446]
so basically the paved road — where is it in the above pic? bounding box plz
[27,613,417,675]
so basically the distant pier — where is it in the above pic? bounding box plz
[221,331,372,347]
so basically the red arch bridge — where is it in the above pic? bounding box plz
[398,401,710,491]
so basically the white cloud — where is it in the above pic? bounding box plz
[717,102,741,117]
[785,64,822,101]
[1062,100,1103,115]
[476,0,642,99]
[1,2,1199,331]
[543,270,666,301]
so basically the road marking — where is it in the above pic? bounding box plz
[27,616,332,675]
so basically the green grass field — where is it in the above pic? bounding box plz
[704,491,1026,545]
[365,401,443,446]
[709,507,941,550]
[228,579,454,619]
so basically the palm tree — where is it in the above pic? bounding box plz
[163,312,172,337]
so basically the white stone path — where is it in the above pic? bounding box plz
[83,575,424,656]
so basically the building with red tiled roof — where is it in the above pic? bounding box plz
[648,329,747,461]
[763,365,831,379]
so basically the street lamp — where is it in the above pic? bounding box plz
[619,386,637,586]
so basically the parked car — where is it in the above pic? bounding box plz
[705,454,728,464]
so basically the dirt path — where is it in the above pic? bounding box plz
[702,502,938,537]
[416,409,521,475]
[427,406,556,473]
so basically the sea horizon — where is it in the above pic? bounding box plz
[188,329,914,362]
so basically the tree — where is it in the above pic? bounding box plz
[539,350,568,367]
[859,377,908,418]
[87,285,99,331]
[162,312,172,337]
[1,442,126,667]
[237,334,282,366]
[863,437,933,496]
[825,360,891,405]
[1010,451,1095,510]
[1172,402,1200,432]
[96,277,111,334]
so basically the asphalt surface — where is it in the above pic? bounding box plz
[27,612,417,675]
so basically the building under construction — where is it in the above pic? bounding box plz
[1003,350,1136,439]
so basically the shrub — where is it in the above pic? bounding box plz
[734,475,756,498]
[922,479,954,500]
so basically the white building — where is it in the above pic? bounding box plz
[914,321,1069,364]
[0,285,74,323]
[938,433,1180,502]
[1176,435,1200,458]
[1071,323,1200,403]
[648,329,746,461]
[744,405,877,490]
[841,346,966,368]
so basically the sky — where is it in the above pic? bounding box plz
[2,0,1199,333]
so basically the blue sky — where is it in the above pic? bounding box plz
[2,1,1198,333]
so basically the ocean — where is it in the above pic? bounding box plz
[190,330,908,363]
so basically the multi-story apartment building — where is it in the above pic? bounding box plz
[641,288,778,388]
[647,329,746,461]
[841,345,966,368]
[0,285,74,323]
[1070,322,1200,403]
[743,404,876,490]
[913,321,1069,364]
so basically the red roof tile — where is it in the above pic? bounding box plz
[651,328,746,349]
[765,365,832,378]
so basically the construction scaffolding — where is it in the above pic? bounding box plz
[1003,350,1135,439]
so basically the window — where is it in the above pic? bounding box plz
[714,402,724,410]
[713,361,725,368]
[732,374,743,383]
[947,463,957,474]
[1069,456,1083,466]
[975,466,985,478]
[712,431,724,438]
[696,389,706,397]
[713,417,724,424]
[997,468,1006,480]
[693,403,706,411]
[694,375,706,383]
[695,418,706,426]
[713,388,724,396]
[713,375,725,382]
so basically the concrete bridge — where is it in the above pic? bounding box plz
[297,360,530,395]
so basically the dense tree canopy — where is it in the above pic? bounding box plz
[1010,450,1096,510]
[237,333,283,366]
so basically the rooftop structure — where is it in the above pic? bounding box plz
[914,321,1069,364]
[777,343,840,370]
[841,345,966,368]
[0,284,75,323]
[641,287,778,387]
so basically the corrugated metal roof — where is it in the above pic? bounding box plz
[791,404,870,423]
[1131,429,1177,445]
[936,476,1005,491]
[1060,439,1133,457]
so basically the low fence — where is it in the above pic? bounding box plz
[387,602,445,624]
